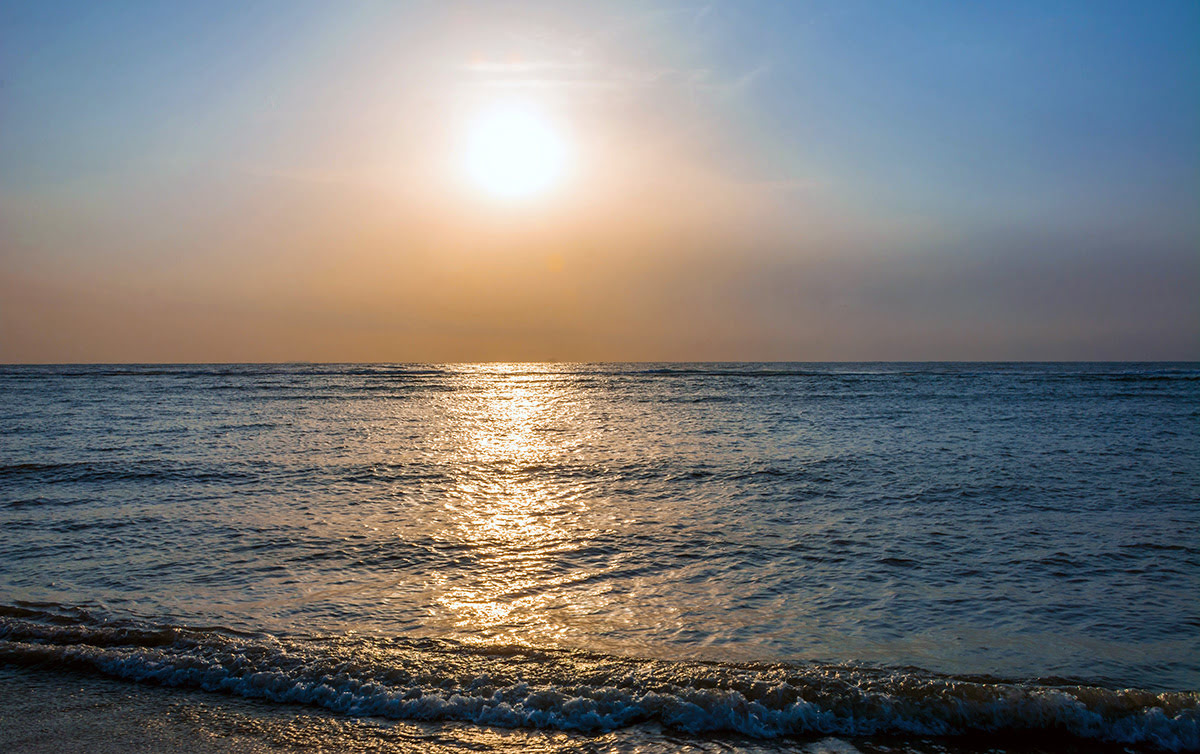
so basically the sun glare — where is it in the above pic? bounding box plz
[462,103,568,200]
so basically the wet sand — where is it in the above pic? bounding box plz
[0,665,324,753]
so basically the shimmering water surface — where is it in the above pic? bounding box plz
[1,363,1197,751]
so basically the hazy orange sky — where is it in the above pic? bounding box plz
[2,1,1197,362]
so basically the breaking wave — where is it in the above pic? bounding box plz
[0,605,1195,751]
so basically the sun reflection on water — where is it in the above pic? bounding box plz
[428,364,605,647]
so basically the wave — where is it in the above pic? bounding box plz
[0,605,1195,750]
[0,460,255,484]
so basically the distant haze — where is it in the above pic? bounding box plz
[2,1,1197,362]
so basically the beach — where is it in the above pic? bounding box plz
[6,1,1199,749]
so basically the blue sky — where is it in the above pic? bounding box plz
[1,1,1197,361]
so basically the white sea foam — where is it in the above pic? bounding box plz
[1,612,1196,751]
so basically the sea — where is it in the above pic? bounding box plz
[0,363,1197,752]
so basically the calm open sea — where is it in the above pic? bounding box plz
[1,363,1197,752]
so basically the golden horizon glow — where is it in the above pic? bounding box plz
[461,103,569,200]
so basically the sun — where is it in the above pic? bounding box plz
[462,103,569,200]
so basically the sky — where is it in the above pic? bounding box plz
[1,0,1197,362]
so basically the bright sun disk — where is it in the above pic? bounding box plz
[462,104,568,200]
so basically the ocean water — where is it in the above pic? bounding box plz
[0,363,1197,752]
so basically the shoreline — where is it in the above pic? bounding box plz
[0,665,1178,754]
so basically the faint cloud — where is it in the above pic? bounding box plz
[460,60,591,75]
[455,0,761,97]
[460,57,760,98]
[729,62,770,92]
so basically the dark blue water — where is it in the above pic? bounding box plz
[1,363,1197,751]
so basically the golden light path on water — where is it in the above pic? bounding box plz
[426,365,622,648]
[388,364,838,659]
[236,363,716,657]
